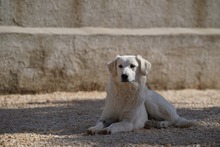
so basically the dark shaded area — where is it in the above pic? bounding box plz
[0,99,219,146]
[0,99,103,135]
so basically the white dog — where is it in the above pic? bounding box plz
[87,55,196,135]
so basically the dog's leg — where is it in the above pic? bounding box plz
[156,120,175,128]
[87,118,117,135]
[174,117,197,128]
[87,120,105,135]
[145,120,175,128]
[156,118,196,128]
[99,121,133,134]
[145,117,196,129]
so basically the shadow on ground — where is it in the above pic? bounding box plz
[0,99,219,146]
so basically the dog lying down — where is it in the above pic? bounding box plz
[87,55,196,135]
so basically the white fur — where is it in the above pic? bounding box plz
[87,55,196,135]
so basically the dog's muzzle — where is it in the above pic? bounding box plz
[121,74,128,82]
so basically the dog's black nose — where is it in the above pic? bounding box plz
[121,74,128,80]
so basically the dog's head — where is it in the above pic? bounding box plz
[107,55,151,85]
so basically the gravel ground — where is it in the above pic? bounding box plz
[0,90,219,146]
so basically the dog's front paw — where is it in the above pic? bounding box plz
[87,126,98,135]
[157,121,169,128]
[99,128,112,135]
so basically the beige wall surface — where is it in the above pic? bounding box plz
[0,0,220,93]
[1,27,220,93]
[1,0,220,28]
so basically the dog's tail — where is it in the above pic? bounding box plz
[174,117,197,128]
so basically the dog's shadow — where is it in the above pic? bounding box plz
[0,98,219,146]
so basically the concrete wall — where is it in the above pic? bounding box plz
[1,0,220,93]
[1,27,220,93]
[1,0,220,28]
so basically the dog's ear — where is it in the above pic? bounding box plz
[107,56,120,76]
[136,55,151,75]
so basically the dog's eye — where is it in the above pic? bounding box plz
[130,64,135,68]
[118,65,123,68]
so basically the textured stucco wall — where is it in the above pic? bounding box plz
[1,27,220,93]
[1,0,220,93]
[1,0,220,28]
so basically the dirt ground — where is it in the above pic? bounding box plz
[0,89,219,146]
